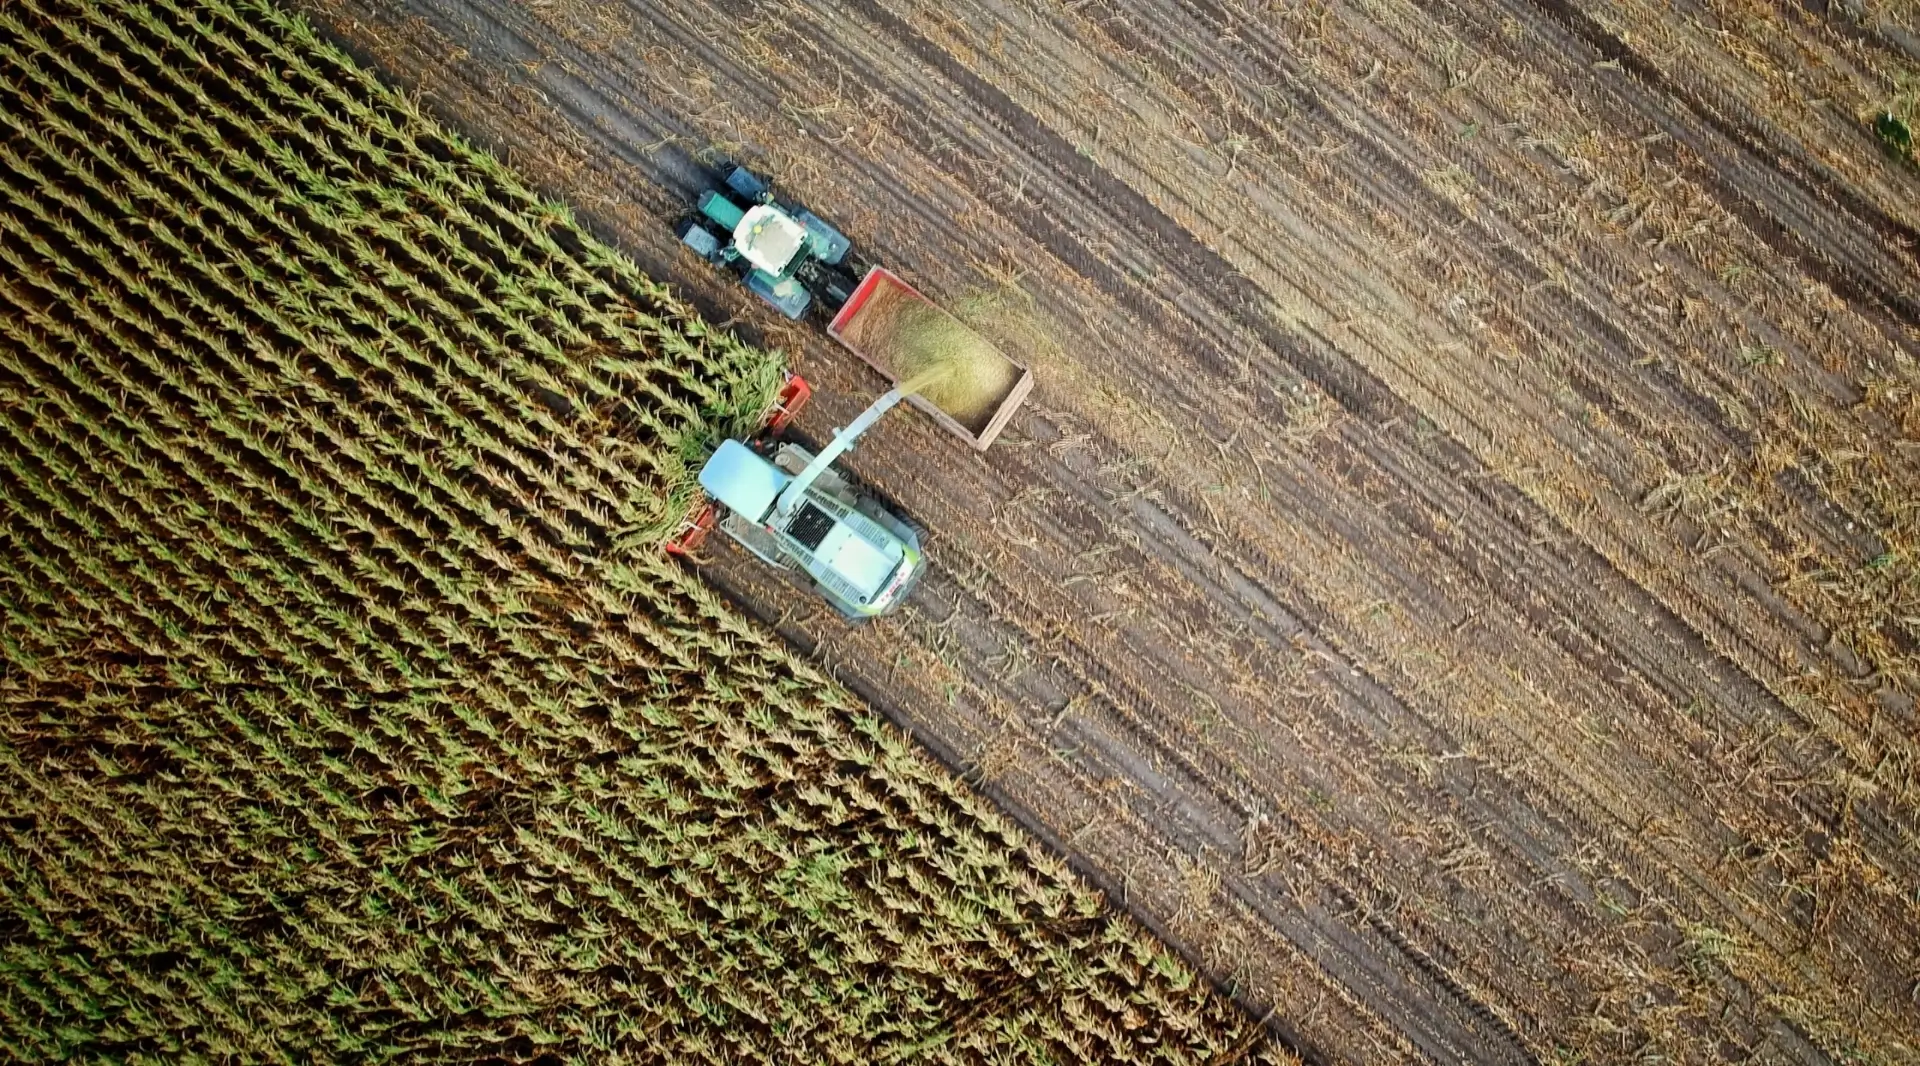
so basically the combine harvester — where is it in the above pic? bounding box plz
[667,165,1032,619]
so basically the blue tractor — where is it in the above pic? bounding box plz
[674,164,864,320]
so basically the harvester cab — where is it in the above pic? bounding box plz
[674,164,862,319]
[667,375,924,620]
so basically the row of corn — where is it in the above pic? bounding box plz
[0,0,1271,1061]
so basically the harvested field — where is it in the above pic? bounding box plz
[0,0,1270,1061]
[292,0,1920,1062]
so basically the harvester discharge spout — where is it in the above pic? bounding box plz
[774,387,907,520]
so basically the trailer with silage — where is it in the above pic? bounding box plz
[676,165,1033,450]
[828,267,1033,451]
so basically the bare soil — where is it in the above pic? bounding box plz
[296,0,1920,1061]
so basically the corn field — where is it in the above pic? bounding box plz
[0,0,1270,1061]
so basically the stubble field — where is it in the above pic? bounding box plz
[295,0,1920,1062]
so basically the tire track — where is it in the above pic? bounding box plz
[1516,0,1920,331]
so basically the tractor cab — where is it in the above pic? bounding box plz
[675,165,859,319]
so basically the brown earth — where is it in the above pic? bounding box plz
[293,0,1920,1061]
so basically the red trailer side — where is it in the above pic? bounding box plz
[827,268,1032,451]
